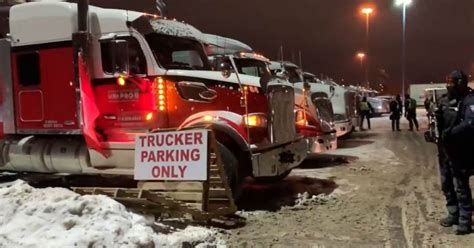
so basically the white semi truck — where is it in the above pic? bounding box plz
[409,83,446,106]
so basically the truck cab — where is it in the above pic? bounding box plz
[268,61,337,152]
[307,77,357,138]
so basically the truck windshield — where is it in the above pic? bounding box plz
[234,58,271,78]
[304,75,318,83]
[145,34,211,70]
[285,66,303,83]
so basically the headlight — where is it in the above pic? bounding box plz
[244,113,267,128]
[295,110,309,126]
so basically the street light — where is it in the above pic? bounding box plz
[357,53,366,84]
[396,0,412,98]
[357,52,366,65]
[361,7,374,89]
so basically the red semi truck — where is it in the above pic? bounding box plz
[202,34,337,154]
[0,1,308,198]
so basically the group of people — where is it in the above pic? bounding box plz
[388,94,419,131]
[358,71,474,235]
[433,70,474,235]
[358,94,420,131]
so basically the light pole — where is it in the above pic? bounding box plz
[357,53,366,85]
[396,0,412,98]
[361,7,373,88]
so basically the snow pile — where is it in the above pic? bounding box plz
[291,192,337,209]
[0,181,223,248]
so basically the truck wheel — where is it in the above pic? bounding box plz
[254,170,292,183]
[217,142,242,200]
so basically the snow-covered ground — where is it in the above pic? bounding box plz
[0,181,224,248]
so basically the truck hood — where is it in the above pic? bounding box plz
[165,70,262,88]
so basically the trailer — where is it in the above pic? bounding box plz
[409,83,446,106]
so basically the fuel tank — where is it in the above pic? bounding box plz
[0,135,89,173]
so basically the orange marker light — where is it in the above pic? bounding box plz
[245,115,258,126]
[117,76,126,86]
[145,112,153,121]
[156,77,166,111]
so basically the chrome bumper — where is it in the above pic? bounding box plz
[308,132,338,154]
[335,120,353,138]
[251,138,309,177]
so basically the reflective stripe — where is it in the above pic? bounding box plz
[360,102,369,111]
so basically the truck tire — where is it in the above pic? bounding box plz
[217,142,242,200]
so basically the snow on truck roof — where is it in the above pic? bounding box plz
[151,19,203,40]
[304,72,316,77]
[269,61,299,70]
[203,33,253,55]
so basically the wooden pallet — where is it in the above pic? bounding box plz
[73,129,237,222]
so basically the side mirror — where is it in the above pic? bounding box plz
[275,69,288,80]
[220,61,233,78]
[214,55,233,78]
[106,39,130,76]
[259,74,271,94]
[329,86,336,98]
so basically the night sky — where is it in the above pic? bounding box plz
[163,0,474,93]
[90,0,474,93]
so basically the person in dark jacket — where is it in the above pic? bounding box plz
[405,94,419,131]
[389,95,402,131]
[434,94,461,232]
[440,70,474,235]
[359,96,374,130]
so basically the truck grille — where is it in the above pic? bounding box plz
[267,84,296,144]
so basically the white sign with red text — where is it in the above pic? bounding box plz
[134,129,208,181]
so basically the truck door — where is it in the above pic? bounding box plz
[12,47,79,133]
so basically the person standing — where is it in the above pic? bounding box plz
[425,96,434,124]
[359,96,374,130]
[405,94,419,131]
[433,94,461,232]
[425,96,433,113]
[440,70,474,235]
[389,95,402,131]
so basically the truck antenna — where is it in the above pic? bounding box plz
[299,51,303,70]
[156,0,168,17]
[279,45,284,66]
